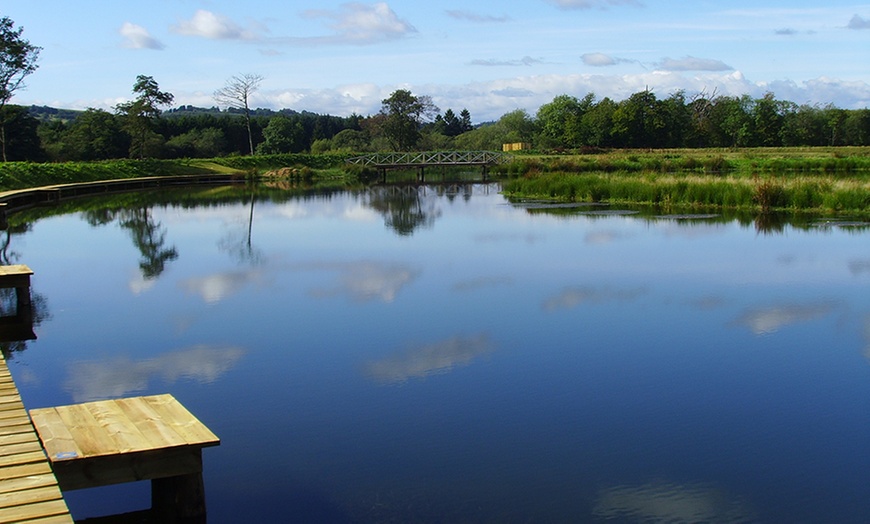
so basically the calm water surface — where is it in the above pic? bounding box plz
[5,184,870,523]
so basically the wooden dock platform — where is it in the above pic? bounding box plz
[0,355,73,524]
[30,394,220,521]
[0,266,33,315]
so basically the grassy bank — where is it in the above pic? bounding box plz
[497,147,870,214]
[0,153,355,191]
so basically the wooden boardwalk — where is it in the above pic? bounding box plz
[0,355,73,524]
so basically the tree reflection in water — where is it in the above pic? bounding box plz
[364,186,442,236]
[85,207,179,280]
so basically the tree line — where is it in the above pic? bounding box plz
[1,14,869,164]
[1,86,867,164]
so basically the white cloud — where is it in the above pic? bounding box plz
[546,0,642,10]
[301,2,416,45]
[171,9,258,40]
[470,56,545,67]
[120,22,164,50]
[847,14,870,29]
[657,56,733,72]
[582,52,617,66]
[445,10,510,23]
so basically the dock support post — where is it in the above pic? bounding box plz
[152,468,207,523]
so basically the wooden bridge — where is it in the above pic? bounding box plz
[346,151,510,181]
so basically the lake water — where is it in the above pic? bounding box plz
[4,183,870,523]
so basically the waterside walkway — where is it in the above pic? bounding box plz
[0,354,73,523]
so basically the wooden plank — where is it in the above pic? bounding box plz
[0,440,43,458]
[84,399,151,454]
[0,498,71,522]
[142,395,219,448]
[0,355,73,522]
[0,450,48,468]
[28,408,84,462]
[114,396,188,449]
[0,265,32,277]
[0,461,53,481]
[0,431,39,447]
[0,472,58,495]
[11,515,75,524]
[54,404,120,458]
[0,421,36,437]
[0,485,63,509]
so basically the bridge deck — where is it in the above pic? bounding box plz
[347,151,509,169]
[0,356,73,524]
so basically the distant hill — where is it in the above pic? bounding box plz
[27,105,83,122]
[25,104,325,122]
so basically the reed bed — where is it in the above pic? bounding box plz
[501,172,870,214]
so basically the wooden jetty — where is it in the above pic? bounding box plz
[30,394,219,522]
[0,355,73,524]
[0,261,219,521]
[0,266,33,316]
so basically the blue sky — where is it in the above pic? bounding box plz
[5,1,870,122]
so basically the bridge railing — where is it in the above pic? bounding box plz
[346,151,510,167]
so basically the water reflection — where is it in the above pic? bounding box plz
[63,345,245,402]
[848,259,870,276]
[304,261,420,303]
[730,301,837,335]
[364,333,493,384]
[451,275,513,292]
[6,184,870,522]
[593,481,756,523]
[180,269,265,304]
[364,186,442,236]
[85,207,178,280]
[542,285,646,311]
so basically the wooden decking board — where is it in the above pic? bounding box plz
[0,450,48,468]
[0,485,63,509]
[0,441,43,458]
[0,355,73,523]
[0,498,71,522]
[113,396,188,449]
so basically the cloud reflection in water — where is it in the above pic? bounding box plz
[64,345,246,402]
[180,270,264,304]
[731,302,836,335]
[542,286,646,311]
[593,481,755,523]
[307,261,420,303]
[365,334,493,384]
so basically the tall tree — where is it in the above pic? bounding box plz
[115,75,174,159]
[0,17,41,161]
[380,89,438,151]
[214,73,263,155]
[458,109,472,133]
[64,108,128,160]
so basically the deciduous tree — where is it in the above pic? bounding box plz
[115,75,174,158]
[214,73,263,155]
[380,89,438,151]
[0,16,41,161]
